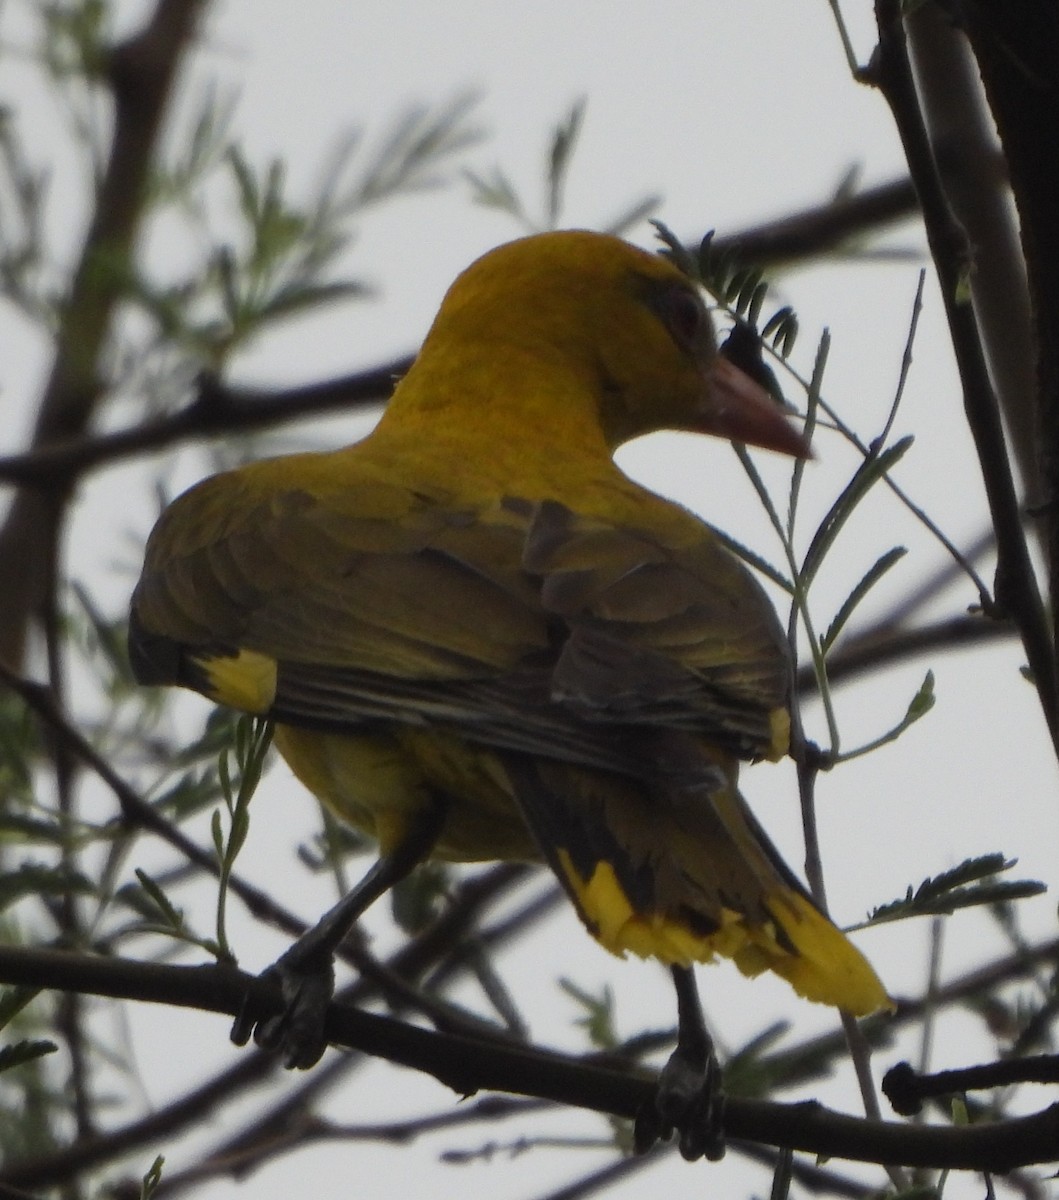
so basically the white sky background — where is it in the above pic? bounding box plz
[4,2,1059,1198]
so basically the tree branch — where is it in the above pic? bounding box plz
[0,171,928,493]
[950,0,1059,765]
[2,945,1059,1174]
[0,0,205,668]
[906,6,1038,501]
[0,360,413,488]
[868,2,1058,753]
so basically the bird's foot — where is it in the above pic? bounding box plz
[231,942,336,1070]
[634,1042,725,1161]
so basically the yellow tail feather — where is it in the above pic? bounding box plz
[561,854,891,1017]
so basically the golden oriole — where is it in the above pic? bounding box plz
[130,230,888,1157]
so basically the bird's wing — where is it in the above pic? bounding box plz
[130,468,790,771]
[521,498,790,757]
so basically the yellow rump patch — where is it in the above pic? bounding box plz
[767,706,791,760]
[193,648,277,714]
[557,852,892,1018]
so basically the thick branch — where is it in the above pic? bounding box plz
[2,946,1059,1175]
[0,867,540,1192]
[869,2,1058,752]
[0,0,205,667]
[906,6,1038,500]
[951,0,1059,758]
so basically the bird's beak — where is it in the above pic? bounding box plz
[699,357,811,459]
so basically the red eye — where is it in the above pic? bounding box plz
[664,286,706,349]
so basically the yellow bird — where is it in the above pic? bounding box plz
[130,230,888,1158]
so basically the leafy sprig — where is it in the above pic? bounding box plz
[859,854,1046,930]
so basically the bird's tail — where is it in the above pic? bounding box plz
[504,749,890,1017]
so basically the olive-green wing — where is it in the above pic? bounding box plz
[131,468,548,682]
[520,498,791,757]
[130,467,790,769]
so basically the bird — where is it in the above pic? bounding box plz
[129,229,889,1159]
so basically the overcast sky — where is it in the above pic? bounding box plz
[4,4,1057,1199]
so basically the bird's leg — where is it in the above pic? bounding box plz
[232,799,447,1069]
[634,965,725,1161]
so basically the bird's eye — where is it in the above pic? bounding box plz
[661,286,706,350]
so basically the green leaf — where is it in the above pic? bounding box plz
[210,809,225,860]
[862,853,1046,928]
[0,865,93,914]
[355,95,483,205]
[601,193,661,238]
[226,146,260,222]
[0,986,40,1032]
[70,581,133,685]
[134,869,185,931]
[760,304,792,341]
[822,546,907,652]
[769,307,799,357]
[747,280,769,329]
[905,669,936,721]
[546,98,585,228]
[141,1155,166,1200]
[801,435,914,588]
[650,220,695,278]
[733,268,765,318]
[257,279,368,324]
[152,772,223,821]
[724,265,756,307]
[0,1039,57,1074]
[464,166,523,218]
[723,1020,794,1098]
[227,804,250,862]
[559,977,618,1051]
[697,230,737,296]
[214,246,240,328]
[832,670,935,763]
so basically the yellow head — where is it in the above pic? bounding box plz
[405,230,806,456]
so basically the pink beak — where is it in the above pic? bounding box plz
[700,357,810,459]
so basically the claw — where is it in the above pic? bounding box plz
[228,810,445,1069]
[633,965,726,1161]
[633,1041,725,1161]
[230,949,336,1069]
[230,993,258,1048]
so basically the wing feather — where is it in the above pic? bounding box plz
[131,473,791,766]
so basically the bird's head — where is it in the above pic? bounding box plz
[422,229,808,458]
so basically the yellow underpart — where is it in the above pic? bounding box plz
[194,648,277,714]
[559,853,892,1018]
[272,724,539,862]
[273,724,422,855]
[767,706,791,760]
